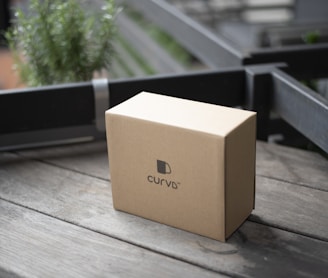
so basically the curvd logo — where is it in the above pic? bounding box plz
[157,160,171,174]
[147,159,180,189]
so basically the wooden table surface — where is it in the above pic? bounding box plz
[0,140,327,277]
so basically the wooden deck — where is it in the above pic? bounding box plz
[0,140,327,277]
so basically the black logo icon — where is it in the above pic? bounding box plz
[147,160,180,189]
[157,160,171,174]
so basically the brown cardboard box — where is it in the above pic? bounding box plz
[105,92,256,242]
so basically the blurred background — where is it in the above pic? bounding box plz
[0,0,327,153]
[1,0,327,86]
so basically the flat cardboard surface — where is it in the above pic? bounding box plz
[225,116,256,238]
[109,92,255,137]
[106,92,256,241]
[108,117,226,239]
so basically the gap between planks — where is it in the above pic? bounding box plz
[1,195,327,278]
[12,153,328,194]
[2,181,327,245]
[256,173,328,193]
[0,198,227,278]
[1,142,328,277]
[14,140,328,192]
[4,143,328,242]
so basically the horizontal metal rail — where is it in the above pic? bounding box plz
[0,68,245,150]
[1,65,327,153]
[272,68,328,152]
[109,68,244,107]
[245,44,328,79]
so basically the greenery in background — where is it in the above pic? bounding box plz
[302,30,321,44]
[117,35,156,76]
[124,6,194,67]
[6,0,116,86]
[300,31,320,92]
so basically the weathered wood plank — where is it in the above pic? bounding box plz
[17,140,328,191]
[251,175,328,241]
[1,151,328,277]
[256,141,328,191]
[0,200,223,278]
[15,140,110,180]
[14,140,328,240]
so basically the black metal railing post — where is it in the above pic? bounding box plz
[244,64,278,141]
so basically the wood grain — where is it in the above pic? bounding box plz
[1,149,328,277]
[15,141,328,240]
[0,200,223,278]
[252,176,328,240]
[18,140,328,191]
[16,140,110,180]
[256,141,328,191]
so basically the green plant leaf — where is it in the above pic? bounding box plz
[6,0,117,86]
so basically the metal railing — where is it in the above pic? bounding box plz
[0,0,327,154]
[0,63,327,153]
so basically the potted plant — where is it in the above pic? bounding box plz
[6,0,116,86]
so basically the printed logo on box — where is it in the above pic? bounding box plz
[147,160,180,189]
[157,160,171,174]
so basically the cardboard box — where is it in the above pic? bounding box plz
[105,92,256,242]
